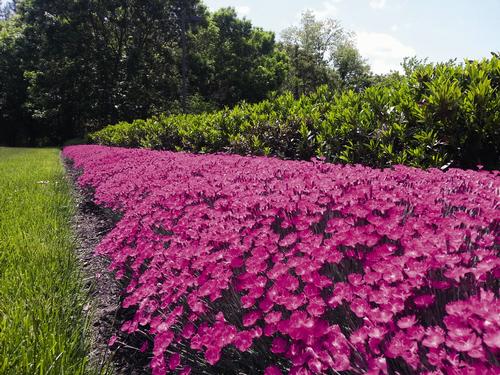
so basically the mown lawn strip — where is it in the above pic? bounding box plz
[0,148,90,374]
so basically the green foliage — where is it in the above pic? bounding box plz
[0,1,290,145]
[189,7,289,107]
[332,41,373,91]
[280,10,373,96]
[91,57,500,170]
[11,0,209,142]
[0,15,35,145]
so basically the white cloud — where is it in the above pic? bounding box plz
[235,5,250,17]
[391,24,399,32]
[369,0,387,9]
[310,0,342,20]
[356,31,416,73]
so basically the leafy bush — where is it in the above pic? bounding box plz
[90,57,500,170]
[64,145,499,375]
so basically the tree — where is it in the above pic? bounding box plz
[83,0,206,126]
[280,10,373,95]
[0,15,33,145]
[18,0,96,141]
[2,2,335,145]
[332,41,372,91]
[5,0,207,142]
[281,10,349,63]
[189,7,289,107]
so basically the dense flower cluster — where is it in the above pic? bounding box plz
[63,145,500,375]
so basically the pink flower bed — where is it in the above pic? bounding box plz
[63,145,500,375]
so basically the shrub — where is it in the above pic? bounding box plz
[90,57,500,170]
[64,145,499,375]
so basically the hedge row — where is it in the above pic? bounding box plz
[90,57,500,169]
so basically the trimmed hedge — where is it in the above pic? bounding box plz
[90,58,500,169]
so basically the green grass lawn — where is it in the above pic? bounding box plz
[0,148,89,374]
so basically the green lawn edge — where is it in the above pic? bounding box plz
[0,148,94,374]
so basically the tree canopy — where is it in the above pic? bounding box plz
[280,10,373,95]
[0,1,373,145]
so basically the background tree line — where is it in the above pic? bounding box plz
[0,0,373,145]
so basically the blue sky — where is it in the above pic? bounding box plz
[204,0,500,73]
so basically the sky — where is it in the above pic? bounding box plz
[204,0,500,74]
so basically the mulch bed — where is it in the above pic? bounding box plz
[64,156,150,374]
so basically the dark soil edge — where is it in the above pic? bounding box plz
[63,155,150,374]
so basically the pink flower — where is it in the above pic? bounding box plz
[205,345,221,365]
[264,323,277,336]
[290,366,311,375]
[271,337,288,354]
[278,232,297,247]
[108,335,118,347]
[276,274,299,292]
[397,315,417,329]
[265,311,282,324]
[350,298,369,318]
[307,357,323,373]
[447,333,482,353]
[241,295,256,309]
[65,145,500,375]
[483,331,500,349]
[234,331,254,351]
[422,326,445,348]
[150,352,166,375]
[367,325,387,340]
[306,297,326,317]
[264,365,283,375]
[406,325,425,341]
[367,356,388,373]
[243,311,261,327]
[283,294,307,310]
[426,348,446,367]
[169,353,181,370]
[230,256,244,268]
[153,331,174,356]
[332,353,351,371]
[369,308,393,324]
[259,297,274,312]
[350,327,368,345]
[182,323,195,339]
